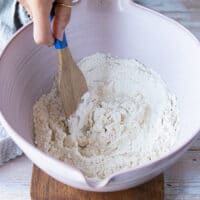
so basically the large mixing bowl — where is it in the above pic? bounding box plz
[0,0,200,192]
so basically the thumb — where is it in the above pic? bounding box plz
[31,0,54,45]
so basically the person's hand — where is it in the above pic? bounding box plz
[18,0,72,46]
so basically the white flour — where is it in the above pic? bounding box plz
[33,53,179,179]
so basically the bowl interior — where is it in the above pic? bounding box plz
[0,0,200,182]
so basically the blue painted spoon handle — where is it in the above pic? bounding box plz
[50,9,68,49]
[49,5,88,117]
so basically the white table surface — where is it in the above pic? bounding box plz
[1,0,200,199]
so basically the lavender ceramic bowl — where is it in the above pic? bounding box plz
[0,0,200,192]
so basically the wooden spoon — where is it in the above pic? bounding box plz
[57,47,88,117]
[51,13,88,117]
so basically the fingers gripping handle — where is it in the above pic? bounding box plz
[50,9,68,49]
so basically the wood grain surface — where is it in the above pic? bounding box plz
[31,165,164,200]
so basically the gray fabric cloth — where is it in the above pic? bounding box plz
[0,0,30,165]
[0,124,23,165]
[0,0,30,51]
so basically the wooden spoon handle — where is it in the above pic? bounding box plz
[50,9,88,118]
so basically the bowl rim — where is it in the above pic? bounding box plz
[0,1,200,188]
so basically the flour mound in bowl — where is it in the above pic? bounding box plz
[33,53,179,179]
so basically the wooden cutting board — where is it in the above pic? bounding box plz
[30,165,164,200]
